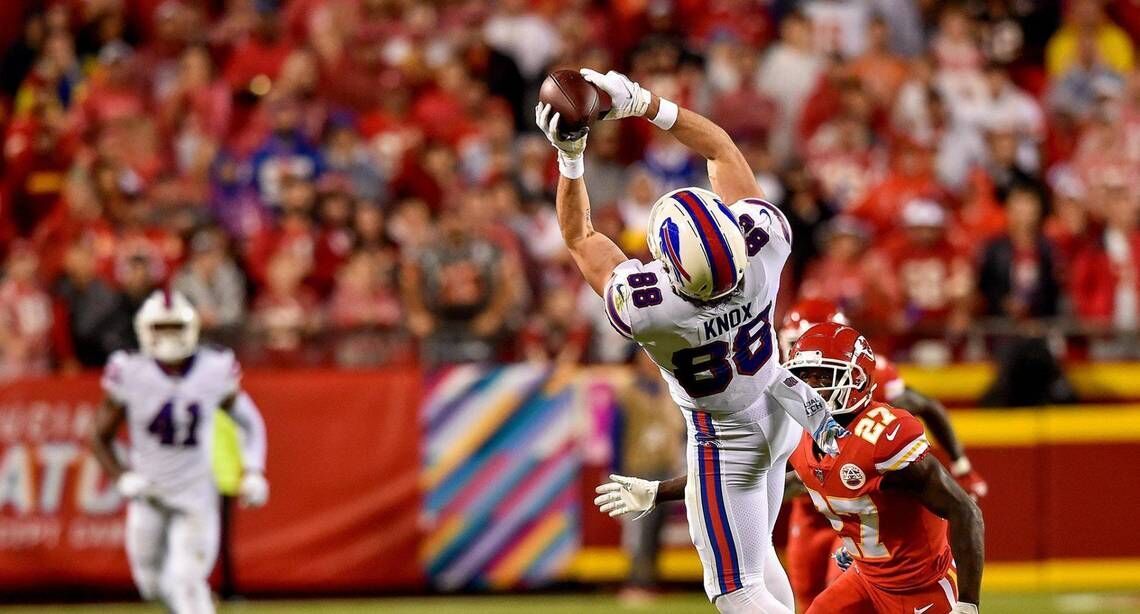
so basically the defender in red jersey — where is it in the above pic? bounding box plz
[778,299,986,611]
[784,322,983,614]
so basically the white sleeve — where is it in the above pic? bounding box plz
[764,366,841,452]
[733,197,792,251]
[229,391,267,474]
[100,351,130,404]
[602,259,645,340]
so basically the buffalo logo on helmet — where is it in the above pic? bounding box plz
[840,463,866,489]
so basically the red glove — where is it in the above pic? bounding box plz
[951,457,988,499]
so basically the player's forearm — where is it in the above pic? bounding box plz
[229,392,268,473]
[947,497,985,604]
[654,475,686,503]
[556,175,627,295]
[899,389,966,461]
[556,175,595,248]
[658,95,744,165]
[90,400,127,479]
[91,430,126,479]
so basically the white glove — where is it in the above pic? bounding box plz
[239,472,269,508]
[579,69,651,120]
[593,474,659,519]
[534,102,587,159]
[953,603,979,614]
[116,471,150,499]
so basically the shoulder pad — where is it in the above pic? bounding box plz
[870,407,929,474]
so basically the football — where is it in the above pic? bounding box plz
[538,69,612,141]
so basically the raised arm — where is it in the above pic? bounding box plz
[883,455,984,612]
[536,103,629,295]
[581,69,762,203]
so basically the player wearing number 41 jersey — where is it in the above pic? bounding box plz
[785,322,984,614]
[538,67,846,613]
[91,290,269,614]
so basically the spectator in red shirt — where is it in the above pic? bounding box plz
[0,244,56,379]
[869,198,974,337]
[158,44,232,142]
[851,137,948,238]
[71,41,149,138]
[250,250,322,365]
[1070,180,1140,328]
[799,216,883,326]
[223,4,295,94]
[519,286,589,364]
[245,173,318,287]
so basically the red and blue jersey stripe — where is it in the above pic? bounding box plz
[691,411,743,594]
[672,190,738,296]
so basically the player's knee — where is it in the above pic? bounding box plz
[133,572,162,602]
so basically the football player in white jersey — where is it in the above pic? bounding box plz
[536,69,846,613]
[91,289,268,614]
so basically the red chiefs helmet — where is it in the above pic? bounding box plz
[779,298,849,359]
[785,321,877,415]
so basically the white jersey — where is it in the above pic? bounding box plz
[102,346,240,505]
[605,197,793,417]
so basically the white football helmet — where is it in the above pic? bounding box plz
[134,289,201,363]
[646,187,748,301]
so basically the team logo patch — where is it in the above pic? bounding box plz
[695,431,720,448]
[813,468,825,485]
[840,463,866,490]
[804,397,825,417]
[783,376,799,388]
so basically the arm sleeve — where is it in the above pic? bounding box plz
[100,351,130,404]
[873,413,929,474]
[229,391,268,474]
[732,197,792,251]
[602,259,645,340]
[764,366,838,448]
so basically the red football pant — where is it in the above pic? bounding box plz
[785,499,842,611]
[806,566,959,614]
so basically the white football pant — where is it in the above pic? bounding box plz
[684,407,799,613]
[126,496,219,614]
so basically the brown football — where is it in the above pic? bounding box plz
[538,69,612,140]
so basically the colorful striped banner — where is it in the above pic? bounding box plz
[421,364,580,590]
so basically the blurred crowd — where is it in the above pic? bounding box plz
[4,0,1140,376]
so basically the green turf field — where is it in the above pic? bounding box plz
[4,592,1140,614]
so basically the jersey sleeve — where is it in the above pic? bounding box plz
[100,351,131,404]
[872,411,930,474]
[731,197,792,252]
[602,259,647,340]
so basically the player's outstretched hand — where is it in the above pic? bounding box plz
[952,603,979,614]
[239,472,269,508]
[593,474,659,519]
[832,547,853,572]
[579,69,651,120]
[535,103,587,159]
[116,471,150,499]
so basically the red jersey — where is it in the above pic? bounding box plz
[872,356,905,403]
[788,402,951,591]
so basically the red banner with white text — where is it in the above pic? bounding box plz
[0,368,424,592]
